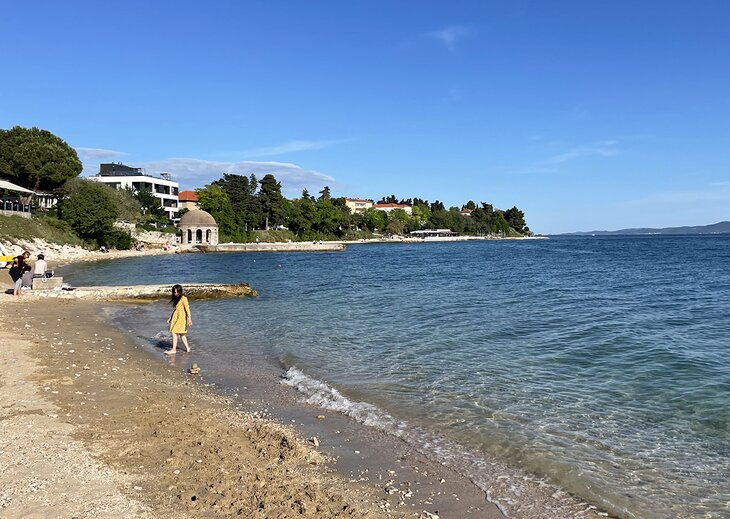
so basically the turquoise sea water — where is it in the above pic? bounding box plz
[62,236,730,519]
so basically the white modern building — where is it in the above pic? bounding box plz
[90,163,179,221]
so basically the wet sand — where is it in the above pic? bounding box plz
[0,297,503,518]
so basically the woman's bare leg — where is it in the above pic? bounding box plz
[165,334,178,355]
[181,335,190,352]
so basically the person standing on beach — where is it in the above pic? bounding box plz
[166,284,192,355]
[9,251,31,297]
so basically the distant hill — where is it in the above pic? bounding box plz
[558,221,730,236]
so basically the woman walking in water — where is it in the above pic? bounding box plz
[165,284,192,355]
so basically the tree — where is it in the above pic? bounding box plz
[111,187,142,222]
[378,194,399,204]
[504,206,527,234]
[258,174,287,228]
[213,173,262,232]
[409,204,429,231]
[0,126,82,191]
[464,200,476,210]
[58,179,118,244]
[389,208,410,224]
[318,186,331,201]
[362,207,387,232]
[134,188,167,225]
[315,197,340,234]
[213,173,249,210]
[196,185,235,237]
[430,200,445,212]
[386,219,405,235]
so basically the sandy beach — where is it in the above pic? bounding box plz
[0,286,504,518]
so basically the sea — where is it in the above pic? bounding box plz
[60,236,730,519]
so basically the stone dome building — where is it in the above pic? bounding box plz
[179,209,219,245]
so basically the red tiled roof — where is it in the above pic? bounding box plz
[179,190,198,202]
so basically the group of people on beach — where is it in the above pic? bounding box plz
[7,251,49,297]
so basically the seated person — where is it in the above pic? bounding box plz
[33,254,48,278]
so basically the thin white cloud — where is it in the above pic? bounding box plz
[507,139,620,176]
[242,138,354,158]
[428,25,470,51]
[543,141,620,164]
[130,158,337,197]
[75,147,127,159]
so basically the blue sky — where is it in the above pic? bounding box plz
[2,1,729,233]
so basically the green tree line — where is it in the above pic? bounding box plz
[197,173,531,242]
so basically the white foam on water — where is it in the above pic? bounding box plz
[154,329,171,339]
[280,366,617,519]
[281,367,406,433]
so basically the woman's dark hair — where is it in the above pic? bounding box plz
[171,284,183,306]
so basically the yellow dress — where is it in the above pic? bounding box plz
[169,296,191,334]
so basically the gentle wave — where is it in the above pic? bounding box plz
[281,366,407,433]
[280,366,615,519]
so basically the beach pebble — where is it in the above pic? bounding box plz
[316,415,326,420]
[310,437,320,448]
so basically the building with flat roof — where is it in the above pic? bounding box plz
[344,197,373,214]
[90,163,179,221]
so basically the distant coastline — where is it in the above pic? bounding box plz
[556,220,730,236]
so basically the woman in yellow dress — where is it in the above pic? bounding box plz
[165,284,192,355]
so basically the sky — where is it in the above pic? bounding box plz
[2,1,729,234]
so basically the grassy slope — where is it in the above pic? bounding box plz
[0,214,84,246]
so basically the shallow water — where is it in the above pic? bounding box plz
[62,236,730,519]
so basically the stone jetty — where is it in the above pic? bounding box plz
[20,282,257,302]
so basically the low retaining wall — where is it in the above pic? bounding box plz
[200,242,346,253]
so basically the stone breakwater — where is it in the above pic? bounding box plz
[22,282,258,301]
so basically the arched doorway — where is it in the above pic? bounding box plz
[196,229,203,243]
